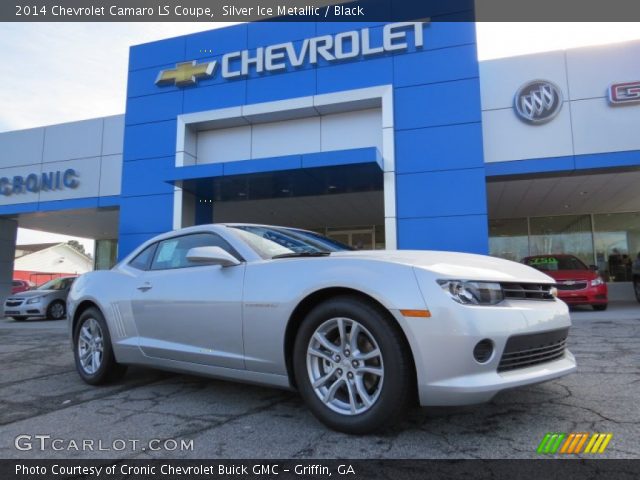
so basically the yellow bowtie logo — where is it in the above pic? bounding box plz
[155,60,217,87]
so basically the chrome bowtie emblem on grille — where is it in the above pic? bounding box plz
[514,80,563,124]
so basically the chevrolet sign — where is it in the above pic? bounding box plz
[156,21,428,87]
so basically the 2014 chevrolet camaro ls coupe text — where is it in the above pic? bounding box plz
[67,224,576,433]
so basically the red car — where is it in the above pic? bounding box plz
[11,280,34,295]
[523,254,608,311]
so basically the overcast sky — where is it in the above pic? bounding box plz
[3,21,640,252]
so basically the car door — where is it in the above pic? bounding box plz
[131,232,246,369]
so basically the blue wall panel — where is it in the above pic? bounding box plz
[119,193,174,236]
[120,157,175,197]
[396,168,487,219]
[394,78,482,130]
[246,69,316,104]
[396,123,484,174]
[316,56,393,94]
[123,121,177,161]
[398,214,488,253]
[129,36,186,71]
[185,23,248,60]
[393,44,479,87]
[183,80,247,113]
[125,91,184,126]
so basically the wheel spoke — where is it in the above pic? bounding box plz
[92,351,101,370]
[357,366,383,377]
[79,327,92,344]
[308,347,335,364]
[336,318,347,350]
[80,349,92,361]
[354,375,373,407]
[345,379,357,414]
[322,377,344,403]
[349,323,361,351]
[313,332,340,354]
[354,348,380,361]
[312,367,337,388]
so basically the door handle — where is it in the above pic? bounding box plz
[137,283,152,292]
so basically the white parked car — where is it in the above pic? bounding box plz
[67,224,576,433]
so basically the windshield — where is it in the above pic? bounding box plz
[230,226,352,259]
[37,277,75,290]
[525,256,588,271]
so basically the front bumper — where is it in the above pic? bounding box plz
[393,290,576,406]
[558,283,608,305]
[3,300,46,318]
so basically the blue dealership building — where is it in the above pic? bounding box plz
[1,19,640,300]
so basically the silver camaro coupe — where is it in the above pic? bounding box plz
[68,224,576,433]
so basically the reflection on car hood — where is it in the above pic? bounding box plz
[10,290,55,299]
[330,250,555,283]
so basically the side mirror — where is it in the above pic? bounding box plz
[186,246,241,267]
[589,265,598,271]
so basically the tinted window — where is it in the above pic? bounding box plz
[150,233,238,270]
[12,281,20,286]
[525,256,588,271]
[129,243,157,271]
[37,277,75,290]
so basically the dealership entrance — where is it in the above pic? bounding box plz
[176,160,386,249]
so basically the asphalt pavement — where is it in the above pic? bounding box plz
[0,302,638,459]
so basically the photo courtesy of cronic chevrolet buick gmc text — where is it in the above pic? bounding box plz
[67,224,576,433]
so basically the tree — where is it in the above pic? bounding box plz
[66,240,86,255]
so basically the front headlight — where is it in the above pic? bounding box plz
[590,277,604,287]
[437,280,504,305]
[26,296,42,304]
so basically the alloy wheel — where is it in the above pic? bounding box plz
[50,302,65,319]
[306,317,384,415]
[77,318,104,375]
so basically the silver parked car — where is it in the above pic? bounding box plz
[4,276,76,321]
[67,224,576,433]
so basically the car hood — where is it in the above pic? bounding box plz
[539,270,597,281]
[330,250,555,283]
[10,290,55,299]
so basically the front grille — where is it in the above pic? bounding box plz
[6,300,23,307]
[501,282,555,300]
[556,281,587,291]
[498,328,568,373]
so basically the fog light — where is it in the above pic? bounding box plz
[473,339,494,363]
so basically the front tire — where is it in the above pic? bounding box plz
[293,296,413,434]
[73,307,127,385]
[47,300,66,320]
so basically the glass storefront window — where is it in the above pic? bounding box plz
[489,218,529,262]
[529,215,594,267]
[593,212,640,282]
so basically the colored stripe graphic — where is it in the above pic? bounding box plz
[538,432,613,454]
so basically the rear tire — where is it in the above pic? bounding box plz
[73,307,127,385]
[593,304,608,311]
[293,295,413,434]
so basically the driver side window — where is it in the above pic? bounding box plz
[150,233,239,270]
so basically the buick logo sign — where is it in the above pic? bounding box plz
[514,80,563,124]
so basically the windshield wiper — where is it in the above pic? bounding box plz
[272,252,331,259]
